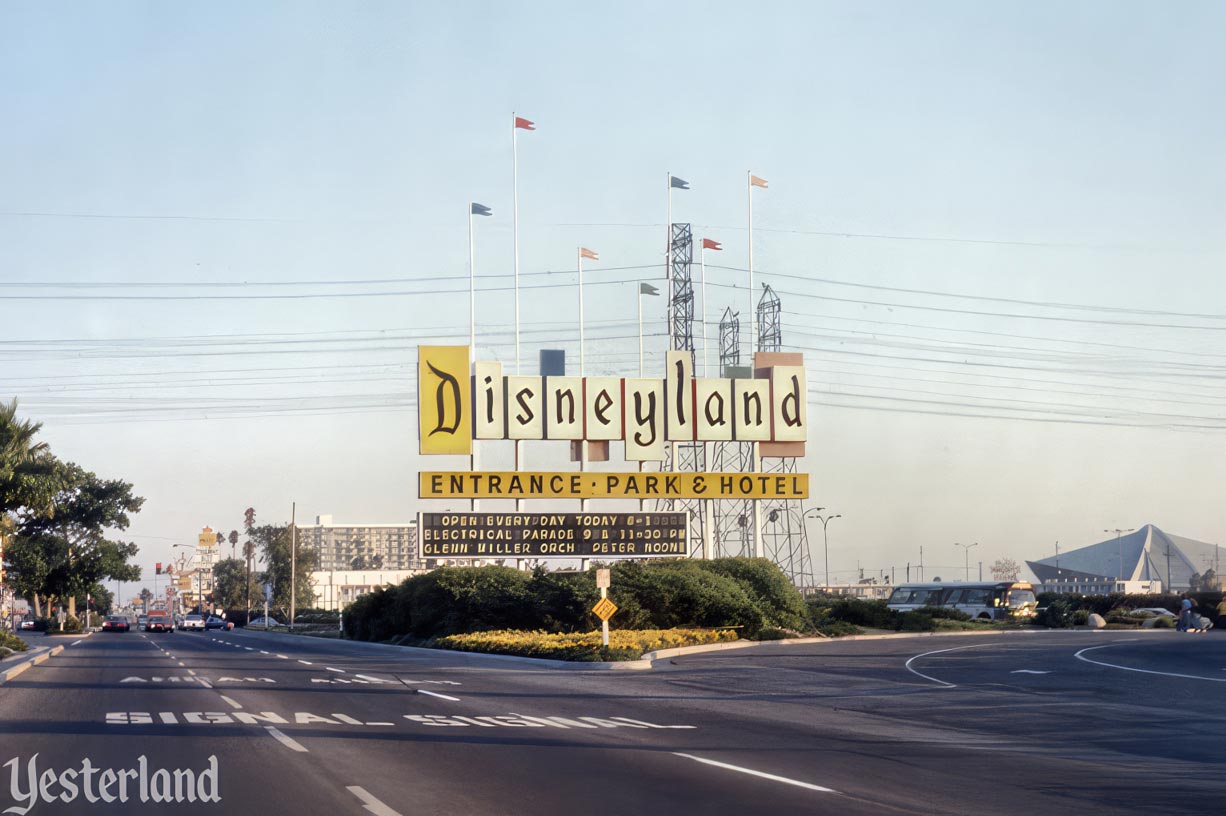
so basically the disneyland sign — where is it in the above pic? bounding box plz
[417,346,808,462]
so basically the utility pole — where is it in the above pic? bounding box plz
[290,502,297,632]
[1164,542,1173,592]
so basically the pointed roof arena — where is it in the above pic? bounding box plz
[1027,524,1221,591]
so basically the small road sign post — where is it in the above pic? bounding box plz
[592,573,617,647]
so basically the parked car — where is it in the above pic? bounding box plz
[247,616,283,628]
[204,616,227,630]
[179,614,205,631]
[1129,607,1176,617]
[101,615,130,633]
[19,618,36,631]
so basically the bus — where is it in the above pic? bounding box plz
[885,581,1038,620]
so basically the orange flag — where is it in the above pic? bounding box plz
[750,175,768,188]
[580,248,598,260]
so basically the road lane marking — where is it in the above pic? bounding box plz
[187,670,197,676]
[245,647,254,651]
[260,650,270,655]
[298,660,313,665]
[71,640,82,646]
[1011,669,1050,675]
[1074,642,1226,683]
[904,643,998,688]
[220,696,243,710]
[326,667,346,674]
[417,689,461,702]
[277,654,289,659]
[347,786,402,816]
[265,726,309,753]
[354,674,394,684]
[672,753,837,793]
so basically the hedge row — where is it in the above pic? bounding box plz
[806,598,985,633]
[342,558,808,642]
[1035,592,1226,628]
[435,628,739,662]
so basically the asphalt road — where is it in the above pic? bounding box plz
[0,628,1222,815]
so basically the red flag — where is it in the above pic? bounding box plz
[750,174,768,188]
[514,116,535,131]
[580,248,598,260]
[702,238,722,251]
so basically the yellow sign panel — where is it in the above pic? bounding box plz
[419,471,808,500]
[592,598,618,621]
[198,528,215,549]
[418,346,472,455]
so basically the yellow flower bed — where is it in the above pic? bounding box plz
[434,628,739,661]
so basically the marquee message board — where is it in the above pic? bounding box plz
[419,471,808,500]
[418,512,689,559]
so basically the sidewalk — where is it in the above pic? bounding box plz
[0,632,90,684]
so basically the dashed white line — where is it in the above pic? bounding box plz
[187,670,197,676]
[326,667,346,674]
[298,660,314,666]
[244,647,254,651]
[416,689,461,702]
[347,786,402,816]
[219,696,243,710]
[71,640,83,646]
[259,650,269,655]
[276,654,288,659]
[265,726,309,753]
[672,753,838,793]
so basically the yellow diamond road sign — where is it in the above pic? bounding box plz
[592,598,618,621]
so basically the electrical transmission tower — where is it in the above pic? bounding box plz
[755,284,814,587]
[661,223,705,556]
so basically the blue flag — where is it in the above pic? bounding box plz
[669,176,689,190]
[471,203,493,216]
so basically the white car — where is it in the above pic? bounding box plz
[1129,607,1176,618]
[247,616,283,628]
[179,614,206,631]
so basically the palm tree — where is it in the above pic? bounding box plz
[0,399,48,480]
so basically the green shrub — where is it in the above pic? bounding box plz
[50,615,83,634]
[816,598,897,629]
[1034,599,1073,628]
[1072,609,1090,626]
[0,631,28,652]
[696,558,809,631]
[816,620,862,638]
[916,605,971,622]
[1152,615,1175,628]
[609,560,765,635]
[753,627,798,641]
[897,611,938,632]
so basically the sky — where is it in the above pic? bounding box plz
[2,1,1225,594]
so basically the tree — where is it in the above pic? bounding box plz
[8,460,143,617]
[140,587,154,611]
[990,558,1021,582]
[250,523,317,621]
[0,399,48,484]
[211,557,248,615]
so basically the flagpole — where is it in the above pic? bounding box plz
[512,115,523,521]
[469,203,476,353]
[700,244,709,377]
[578,248,585,377]
[513,114,521,375]
[637,286,644,377]
[747,170,754,357]
[468,203,479,513]
[747,171,762,559]
[665,172,672,355]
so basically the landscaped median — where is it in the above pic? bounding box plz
[434,628,739,662]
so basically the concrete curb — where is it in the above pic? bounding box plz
[227,625,1154,672]
[0,645,61,684]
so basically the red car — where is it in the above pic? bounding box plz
[101,615,130,633]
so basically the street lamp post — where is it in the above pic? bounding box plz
[1104,528,1135,587]
[955,542,979,581]
[803,509,840,589]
